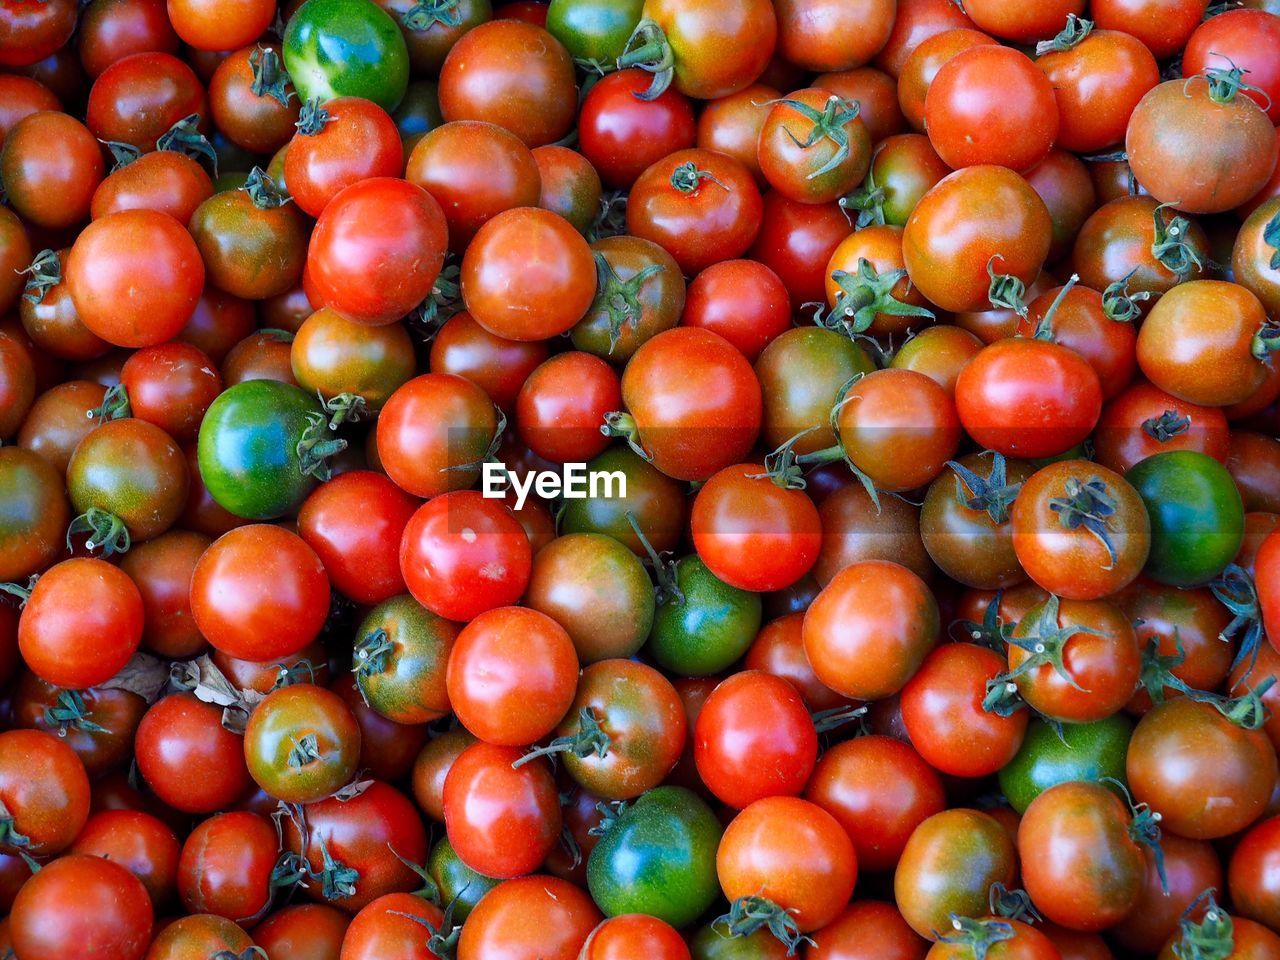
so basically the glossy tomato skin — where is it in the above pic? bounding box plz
[135,693,252,814]
[399,493,532,624]
[1231,816,1280,934]
[894,809,1017,940]
[429,310,548,412]
[1111,832,1224,956]
[803,560,939,701]
[91,151,214,226]
[0,729,89,857]
[627,148,764,275]
[579,68,695,189]
[903,165,1052,313]
[85,52,206,149]
[9,854,152,960]
[587,786,722,928]
[190,184,307,302]
[999,715,1132,814]
[0,446,70,581]
[69,809,182,907]
[18,558,143,689]
[243,684,361,804]
[12,673,146,778]
[283,0,410,111]
[572,236,685,364]
[758,88,871,204]
[749,191,853,309]
[1093,381,1231,474]
[119,342,221,444]
[533,143,602,233]
[516,352,620,463]
[1128,696,1278,839]
[647,556,763,676]
[254,903,348,960]
[681,259,790,362]
[143,913,256,960]
[442,742,561,879]
[457,874,602,960]
[177,810,277,923]
[0,0,77,68]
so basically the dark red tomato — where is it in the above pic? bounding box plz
[1018,284,1136,400]
[614,327,761,482]
[70,809,182,907]
[135,693,252,814]
[772,0,888,71]
[285,96,402,219]
[9,855,152,960]
[516,352,621,464]
[806,736,945,873]
[12,673,145,777]
[1024,151,1098,263]
[208,46,299,154]
[119,341,221,443]
[749,190,853,309]
[332,674,429,783]
[0,74,59,146]
[443,742,561,878]
[1010,460,1150,600]
[1128,696,1278,840]
[807,901,929,960]
[1127,76,1277,215]
[446,605,577,745]
[400,493,532,623]
[691,464,821,592]
[456,874,601,960]
[1018,781,1147,931]
[377,373,498,498]
[255,904,349,960]
[1091,0,1207,60]
[0,332,35,438]
[65,208,204,348]
[718,796,857,934]
[406,119,541,250]
[85,52,206,149]
[877,0,976,78]
[627,148,763,275]
[178,287,256,364]
[1185,10,1280,122]
[177,811,276,923]
[0,206,32,314]
[579,68,696,189]
[896,28,996,133]
[1072,195,1209,300]
[0,729,89,857]
[341,891,446,960]
[461,207,597,341]
[429,311,549,412]
[17,558,142,689]
[15,381,106,476]
[1111,833,1223,956]
[925,45,1057,172]
[533,144,602,234]
[696,83,780,185]
[438,20,577,147]
[411,728,476,822]
[956,338,1102,459]
[681,259,790,362]
[283,781,429,913]
[803,560,939,700]
[903,165,1051,313]
[222,329,297,386]
[1,111,104,229]
[816,481,933,586]
[694,670,818,809]
[0,0,77,68]
[190,523,330,663]
[902,641,1028,777]
[75,0,179,77]
[308,177,447,327]
[297,471,415,605]
[581,914,690,960]
[1231,816,1280,934]
[758,88,871,205]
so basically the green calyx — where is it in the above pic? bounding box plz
[387,901,462,960]
[295,97,332,136]
[249,45,294,107]
[1213,564,1267,681]
[989,593,1102,698]
[586,799,631,838]
[409,261,463,339]
[668,160,726,195]
[20,248,60,304]
[1253,320,1280,361]
[295,411,348,481]
[156,114,219,176]
[210,949,269,960]
[590,252,664,354]
[952,591,1016,650]
[1047,475,1120,568]
[1131,631,1273,728]
[67,507,131,558]
[1142,409,1191,443]
[1101,776,1168,893]
[840,166,885,229]
[1102,270,1153,323]
[42,690,108,735]
[321,392,368,430]
[1195,58,1274,109]
[816,257,934,339]
[1035,13,1094,55]
[352,628,394,702]
[934,916,1015,960]
[1172,891,1235,960]
[287,733,322,768]
[0,800,31,851]
[400,0,462,31]
[601,411,651,462]
[751,427,822,492]
[986,255,1029,318]
[313,832,359,901]
[1151,203,1203,279]
[988,883,1041,924]
[102,140,142,171]
[767,94,863,181]
[713,895,814,957]
[615,18,674,101]
[240,166,292,209]
[512,707,612,768]
[86,383,132,424]
[947,452,1022,525]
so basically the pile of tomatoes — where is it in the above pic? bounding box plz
[5,0,1280,957]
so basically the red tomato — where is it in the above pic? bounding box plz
[515,352,620,464]
[681,259,790,361]
[581,914,691,960]
[134,693,252,814]
[9,855,152,960]
[578,68,696,189]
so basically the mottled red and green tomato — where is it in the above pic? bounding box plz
[243,684,362,804]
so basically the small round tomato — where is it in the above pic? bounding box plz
[758,89,871,204]
[572,235,685,363]
[177,811,277,922]
[134,693,252,814]
[1,112,104,229]
[803,560,939,700]
[516,352,621,464]
[999,714,1133,814]
[208,44,299,155]
[255,904,349,960]
[457,874,602,960]
[12,674,146,778]
[533,143,602,234]
[750,190,853,309]
[461,207,597,342]
[190,172,307,301]
[353,594,456,724]
[191,523,330,662]
[85,52,206,149]
[580,914,690,960]
[1093,381,1231,474]
[244,684,361,803]
[681,259,790,362]
[0,446,70,581]
[119,342,221,444]
[143,913,256,960]
[0,729,89,857]
[579,68,695,189]
[1072,195,1209,300]
[0,0,77,68]
[340,892,447,960]
[9,855,152,960]
[696,82,780,185]
[443,742,561,878]
[70,809,182,907]
[399,493,532,623]
[429,310,548,411]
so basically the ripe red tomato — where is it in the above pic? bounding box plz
[516,352,620,464]
[681,259,790,361]
[1184,9,1280,123]
[579,68,696,189]
[0,729,89,857]
[134,693,252,814]
[177,810,277,922]
[758,88,872,204]
[10,854,152,960]
[456,874,601,960]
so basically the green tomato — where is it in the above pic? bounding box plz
[647,556,762,676]
[196,379,333,520]
[546,0,644,65]
[1126,450,1244,587]
[998,715,1133,814]
[587,786,722,928]
[690,924,786,959]
[283,0,410,112]
[427,836,500,922]
[353,594,456,725]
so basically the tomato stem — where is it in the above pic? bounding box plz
[1101,776,1168,893]
[935,916,1015,960]
[19,248,60,304]
[67,507,132,557]
[589,252,665,354]
[1029,274,1080,341]
[624,511,683,605]
[615,19,674,101]
[1101,269,1153,323]
[816,257,934,339]
[985,255,1029,318]
[86,383,132,423]
[156,113,218,176]
[249,45,294,106]
[400,0,462,31]
[1035,14,1093,55]
[295,97,332,136]
[712,895,815,956]
[1172,891,1236,960]
[1150,203,1204,279]
[765,94,863,181]
[241,166,291,209]
[668,161,726,194]
[601,411,651,462]
[988,883,1042,923]
[810,703,868,734]
[946,452,1022,524]
[512,707,612,767]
